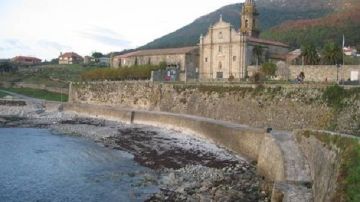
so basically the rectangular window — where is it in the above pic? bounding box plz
[216,72,223,79]
[218,32,223,39]
[219,46,222,53]
[205,57,208,62]
[233,56,237,61]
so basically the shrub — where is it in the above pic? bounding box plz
[250,71,264,83]
[261,62,277,77]
[228,75,235,82]
[81,64,166,81]
[159,61,167,69]
[322,85,348,110]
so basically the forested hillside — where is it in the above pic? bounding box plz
[140,1,331,50]
[261,1,360,48]
[139,0,359,50]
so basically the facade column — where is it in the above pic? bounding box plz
[209,27,214,80]
[199,35,203,80]
[229,27,232,77]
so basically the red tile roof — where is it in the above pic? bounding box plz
[117,46,198,58]
[11,56,42,62]
[60,52,83,59]
[247,37,289,47]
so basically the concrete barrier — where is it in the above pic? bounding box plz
[62,103,313,201]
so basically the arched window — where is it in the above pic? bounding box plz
[219,62,222,69]
[245,19,249,28]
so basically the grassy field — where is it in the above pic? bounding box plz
[0,90,10,98]
[1,88,68,102]
[0,64,100,88]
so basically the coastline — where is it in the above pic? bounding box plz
[0,102,269,201]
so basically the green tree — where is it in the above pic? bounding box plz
[322,42,343,65]
[50,58,59,64]
[0,62,13,74]
[252,45,264,67]
[261,62,277,77]
[91,52,104,59]
[159,61,167,69]
[301,43,320,65]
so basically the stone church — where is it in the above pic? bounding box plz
[199,0,289,80]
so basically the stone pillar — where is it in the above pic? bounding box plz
[239,35,247,79]
[199,35,204,80]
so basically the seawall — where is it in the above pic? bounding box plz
[2,98,357,201]
[69,81,360,136]
[62,103,313,201]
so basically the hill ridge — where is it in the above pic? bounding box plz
[139,0,358,50]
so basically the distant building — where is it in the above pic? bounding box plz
[84,56,92,64]
[98,57,110,66]
[84,56,110,66]
[112,46,199,81]
[343,46,357,56]
[199,0,289,80]
[0,59,10,63]
[59,52,83,64]
[286,49,303,65]
[11,56,42,66]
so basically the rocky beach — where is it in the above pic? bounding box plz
[0,100,269,201]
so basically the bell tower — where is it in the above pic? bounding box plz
[240,0,259,37]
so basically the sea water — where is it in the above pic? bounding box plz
[0,128,158,202]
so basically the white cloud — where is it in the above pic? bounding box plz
[37,40,72,51]
[77,26,131,47]
[0,0,243,60]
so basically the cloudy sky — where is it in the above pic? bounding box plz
[0,0,242,60]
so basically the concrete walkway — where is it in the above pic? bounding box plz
[272,131,313,201]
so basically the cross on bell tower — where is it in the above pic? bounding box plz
[240,0,259,37]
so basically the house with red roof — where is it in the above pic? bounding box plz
[11,56,42,66]
[59,52,83,64]
[343,46,357,56]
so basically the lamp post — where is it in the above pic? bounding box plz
[337,64,340,84]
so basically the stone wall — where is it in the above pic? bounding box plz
[295,130,360,202]
[69,81,360,135]
[247,65,360,83]
[289,65,360,82]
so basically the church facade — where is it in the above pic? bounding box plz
[199,0,289,80]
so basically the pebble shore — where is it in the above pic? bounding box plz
[0,102,270,201]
